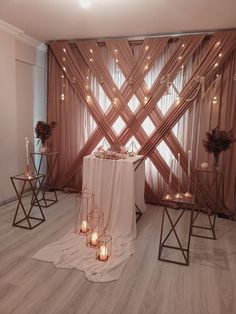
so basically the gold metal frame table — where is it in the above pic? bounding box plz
[158,193,195,266]
[10,173,46,229]
[31,151,59,208]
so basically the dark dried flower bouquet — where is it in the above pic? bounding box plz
[202,126,235,167]
[202,126,235,153]
[35,121,57,145]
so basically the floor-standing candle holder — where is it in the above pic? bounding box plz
[184,175,192,198]
[175,153,183,199]
[74,187,94,236]
[96,232,112,262]
[86,207,104,248]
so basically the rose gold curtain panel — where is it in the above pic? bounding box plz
[47,31,236,214]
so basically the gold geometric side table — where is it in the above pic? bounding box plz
[10,173,46,229]
[31,151,59,208]
[192,167,223,240]
[158,193,195,266]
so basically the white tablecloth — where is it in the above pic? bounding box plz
[83,155,146,238]
[33,155,146,282]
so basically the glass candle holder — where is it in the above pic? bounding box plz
[96,232,112,262]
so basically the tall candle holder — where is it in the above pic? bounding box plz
[86,206,104,248]
[184,150,192,198]
[74,187,94,236]
[184,176,192,198]
[165,157,173,200]
[96,232,112,262]
[24,137,32,178]
[175,153,182,199]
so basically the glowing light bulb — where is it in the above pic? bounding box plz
[214,62,219,67]
[145,45,149,51]
[79,0,92,9]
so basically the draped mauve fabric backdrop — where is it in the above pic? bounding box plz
[47,32,236,215]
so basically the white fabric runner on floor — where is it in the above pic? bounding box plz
[32,155,146,282]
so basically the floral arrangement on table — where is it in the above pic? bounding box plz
[94,146,127,160]
[202,126,235,167]
[35,120,57,152]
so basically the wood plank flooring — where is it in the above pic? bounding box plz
[0,192,236,314]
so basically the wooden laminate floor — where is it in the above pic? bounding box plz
[0,192,236,314]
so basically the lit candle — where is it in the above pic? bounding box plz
[99,245,108,261]
[25,137,29,166]
[169,157,173,184]
[91,232,98,246]
[188,150,191,177]
[81,220,87,233]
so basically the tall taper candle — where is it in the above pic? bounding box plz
[178,153,181,192]
[188,150,191,177]
[169,157,173,184]
[25,137,29,166]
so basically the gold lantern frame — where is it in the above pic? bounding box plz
[74,187,94,236]
[86,207,104,248]
[96,232,112,262]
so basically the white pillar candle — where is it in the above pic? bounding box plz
[91,232,98,246]
[81,220,87,233]
[188,150,191,177]
[99,245,108,261]
[25,137,29,166]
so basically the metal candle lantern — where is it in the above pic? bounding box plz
[96,232,112,262]
[86,207,104,248]
[74,187,94,236]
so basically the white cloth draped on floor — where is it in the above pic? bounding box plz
[32,155,146,282]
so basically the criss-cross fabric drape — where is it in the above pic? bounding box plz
[47,31,236,214]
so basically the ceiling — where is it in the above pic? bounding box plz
[0,0,235,42]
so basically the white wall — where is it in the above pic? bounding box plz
[0,24,47,204]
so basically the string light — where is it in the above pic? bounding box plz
[115,59,119,63]
[216,74,219,77]
[89,58,93,62]
[61,74,64,79]
[147,56,150,60]
[114,49,118,53]
[215,41,221,47]
[63,48,66,53]
[145,45,149,51]
[61,94,65,101]
[144,97,148,104]
[182,44,185,48]
[178,56,182,61]
[86,95,91,102]
[144,65,149,70]
[90,49,93,53]
[62,57,66,62]
[212,96,217,104]
[181,65,184,69]
[218,53,222,57]
[62,66,66,72]
[214,62,219,67]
